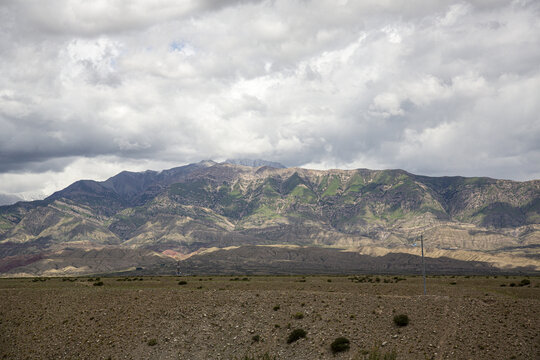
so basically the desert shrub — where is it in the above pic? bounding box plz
[519,279,530,286]
[178,280,188,285]
[147,338,157,346]
[292,312,304,319]
[287,329,306,344]
[273,305,280,311]
[450,282,457,285]
[252,334,260,343]
[330,337,350,353]
[93,281,104,286]
[509,283,516,287]
[393,314,409,327]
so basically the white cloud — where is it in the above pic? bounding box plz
[438,3,472,27]
[0,0,539,199]
[60,37,122,86]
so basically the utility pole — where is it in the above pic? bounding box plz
[421,235,426,295]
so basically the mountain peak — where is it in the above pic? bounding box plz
[198,160,218,167]
[223,158,286,169]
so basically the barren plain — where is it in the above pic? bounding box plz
[1,275,538,359]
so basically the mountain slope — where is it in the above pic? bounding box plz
[0,161,538,276]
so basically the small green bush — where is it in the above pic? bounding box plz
[273,305,280,311]
[178,280,188,285]
[330,337,350,353]
[519,279,530,286]
[393,314,409,327]
[147,338,157,346]
[292,312,304,319]
[287,329,306,344]
[252,334,260,343]
[93,281,104,286]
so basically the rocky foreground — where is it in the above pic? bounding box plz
[1,275,538,359]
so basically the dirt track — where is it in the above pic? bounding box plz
[1,275,538,359]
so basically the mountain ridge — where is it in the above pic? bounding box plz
[0,160,538,276]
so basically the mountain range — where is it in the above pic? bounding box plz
[0,160,538,276]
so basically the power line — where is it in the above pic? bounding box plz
[421,234,426,295]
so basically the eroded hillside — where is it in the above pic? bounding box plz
[0,161,538,276]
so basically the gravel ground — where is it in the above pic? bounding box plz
[0,275,538,359]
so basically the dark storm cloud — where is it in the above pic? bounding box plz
[0,0,539,199]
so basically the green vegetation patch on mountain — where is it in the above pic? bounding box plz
[321,175,342,197]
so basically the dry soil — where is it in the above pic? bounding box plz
[0,275,538,359]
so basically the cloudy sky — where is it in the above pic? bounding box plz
[0,0,539,201]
